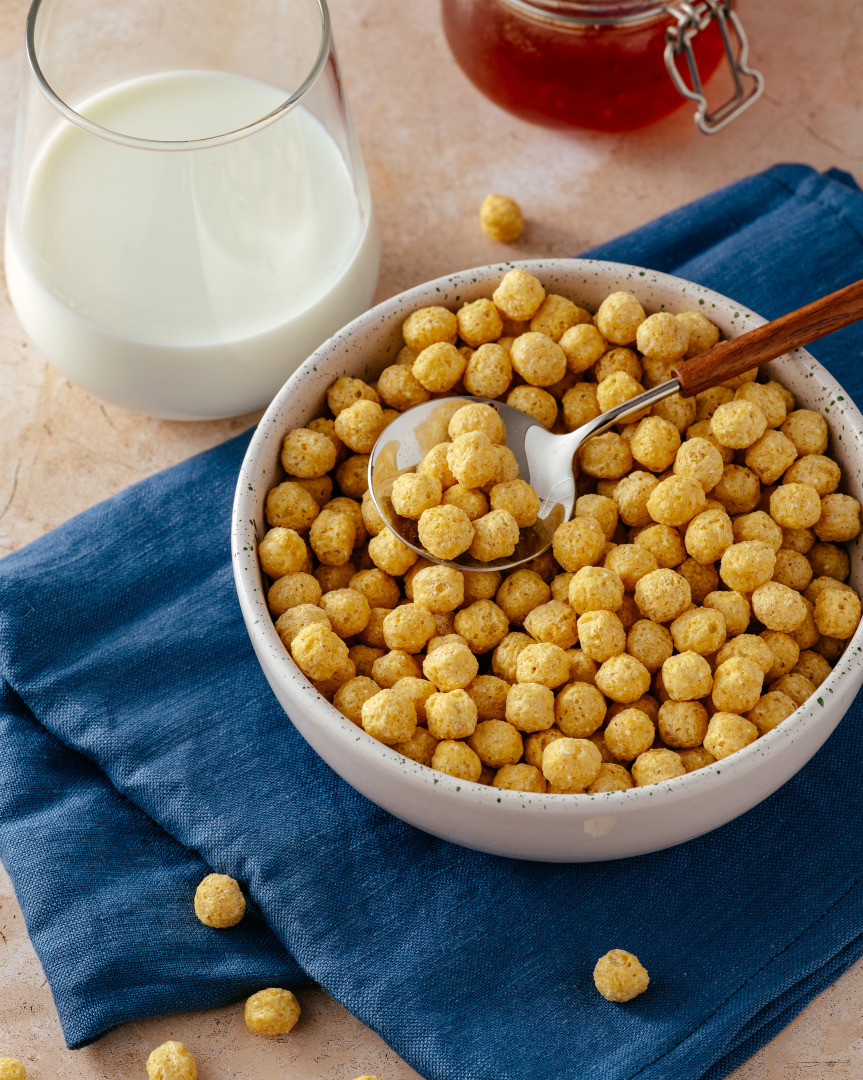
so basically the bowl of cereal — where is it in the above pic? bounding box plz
[231,259,863,861]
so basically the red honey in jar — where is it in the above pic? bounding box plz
[441,0,762,133]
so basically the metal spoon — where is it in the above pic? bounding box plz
[368,278,863,572]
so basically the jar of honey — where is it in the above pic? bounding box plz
[441,0,763,134]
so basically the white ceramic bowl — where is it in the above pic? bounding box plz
[232,259,863,862]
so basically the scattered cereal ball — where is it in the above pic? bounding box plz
[542,736,602,791]
[604,708,655,761]
[751,582,807,633]
[457,298,504,347]
[507,682,556,732]
[431,739,482,782]
[280,428,337,479]
[634,568,691,623]
[468,719,524,768]
[769,483,822,530]
[516,642,571,688]
[579,432,633,480]
[646,475,706,527]
[146,1041,197,1080]
[412,342,467,392]
[489,480,540,528]
[0,1062,25,1080]
[334,400,387,454]
[594,291,645,345]
[244,987,301,1036]
[636,311,689,361]
[593,949,650,1002]
[781,409,829,456]
[361,688,417,743]
[493,762,547,792]
[719,540,776,592]
[480,193,524,242]
[711,657,764,713]
[595,654,651,703]
[814,493,862,542]
[333,676,381,724]
[703,713,758,759]
[402,306,458,352]
[658,700,708,748]
[631,748,685,786]
[569,566,624,614]
[703,590,750,637]
[630,417,681,473]
[748,691,797,734]
[463,343,513,398]
[368,529,419,576]
[291,623,349,681]
[507,385,558,429]
[670,606,727,656]
[492,268,546,321]
[391,473,443,520]
[193,872,246,928]
[510,331,567,387]
[814,588,862,639]
[266,481,320,532]
[551,520,607,577]
[710,400,767,448]
[327,376,379,416]
[469,508,521,561]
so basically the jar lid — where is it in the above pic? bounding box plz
[499,0,669,25]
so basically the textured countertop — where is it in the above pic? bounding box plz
[1,1,863,1076]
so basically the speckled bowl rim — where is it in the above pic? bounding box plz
[232,258,863,823]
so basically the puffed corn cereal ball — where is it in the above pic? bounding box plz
[814,588,862,639]
[710,400,767,448]
[569,566,624,614]
[447,431,499,489]
[516,642,571,687]
[291,623,349,681]
[480,193,524,242]
[245,987,302,1035]
[646,475,706,527]
[470,508,521,561]
[554,681,606,738]
[310,510,356,566]
[457,298,504,347]
[542,736,602,791]
[604,708,654,761]
[146,1041,197,1080]
[194,873,245,928]
[685,508,733,565]
[634,568,691,623]
[631,748,685,786]
[468,719,524,767]
[594,291,645,345]
[327,376,379,416]
[719,540,776,592]
[361,688,417,744]
[508,385,558,428]
[815,493,862,542]
[670,606,727,656]
[552,516,606,572]
[390,473,443,520]
[417,505,475,561]
[334,399,388,454]
[0,1062,25,1080]
[577,610,625,663]
[448,401,506,444]
[334,676,381,724]
[432,739,482,781]
[402,305,457,352]
[412,341,466,392]
[507,682,556,732]
[492,268,546,321]
[770,483,822,529]
[703,713,758,759]
[658,700,708,748]
[579,432,633,480]
[511,331,567,387]
[493,762,547,792]
[673,437,725,491]
[595,654,652,703]
[636,311,689,361]
[464,343,513,398]
[748,691,797,734]
[593,949,650,1002]
[751,582,807,633]
[661,652,713,702]
[630,416,681,472]
[281,428,337,479]
[711,657,764,713]
[423,642,479,691]
[489,480,540,528]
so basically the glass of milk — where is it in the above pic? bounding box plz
[5,0,380,419]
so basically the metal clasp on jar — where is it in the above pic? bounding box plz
[663,1,764,133]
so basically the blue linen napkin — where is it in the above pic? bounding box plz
[1,162,863,1080]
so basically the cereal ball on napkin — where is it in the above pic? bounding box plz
[593,949,650,1002]
[245,987,301,1035]
[146,1040,197,1080]
[193,873,245,928]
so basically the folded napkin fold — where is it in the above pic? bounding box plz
[2,163,863,1080]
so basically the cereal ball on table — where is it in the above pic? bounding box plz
[431,739,483,782]
[631,748,685,786]
[468,719,524,768]
[391,473,443,520]
[711,657,764,713]
[480,193,524,242]
[542,737,602,792]
[291,623,349,681]
[361,688,417,744]
[0,1061,25,1080]
[194,872,245,933]
[146,1041,197,1080]
[594,292,645,345]
[470,509,521,561]
[595,654,652,703]
[593,949,650,1002]
[703,713,758,759]
[507,682,556,733]
[492,268,546,321]
[402,306,458,352]
[412,342,466,392]
[245,987,301,1035]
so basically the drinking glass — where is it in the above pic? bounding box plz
[5,0,379,419]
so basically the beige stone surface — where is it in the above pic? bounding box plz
[1,0,863,1076]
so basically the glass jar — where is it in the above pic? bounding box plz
[441,0,763,134]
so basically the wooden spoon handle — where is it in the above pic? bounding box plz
[673,278,863,397]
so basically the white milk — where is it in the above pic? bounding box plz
[5,70,379,418]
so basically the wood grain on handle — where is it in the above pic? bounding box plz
[673,278,863,397]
